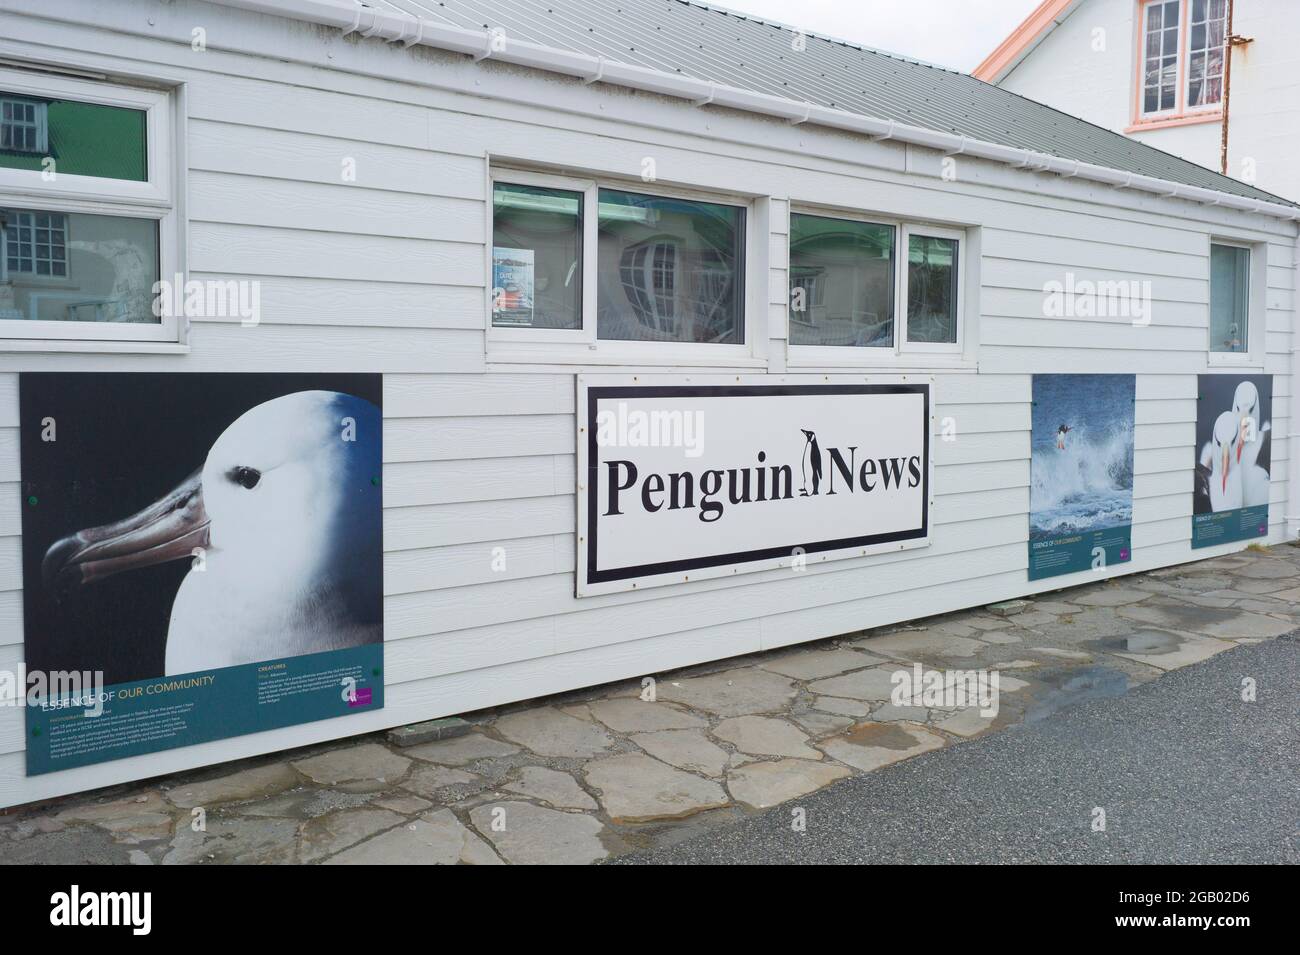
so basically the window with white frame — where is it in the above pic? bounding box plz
[0,67,177,343]
[0,97,47,153]
[904,231,960,347]
[489,169,749,356]
[788,212,894,347]
[1209,242,1249,355]
[1135,0,1228,122]
[1186,0,1228,109]
[787,210,963,358]
[5,210,66,277]
[1140,0,1182,115]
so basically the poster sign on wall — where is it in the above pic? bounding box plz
[1028,374,1135,580]
[19,373,384,775]
[492,246,535,325]
[577,377,930,596]
[1193,373,1272,548]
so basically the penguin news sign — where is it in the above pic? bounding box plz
[577,377,931,596]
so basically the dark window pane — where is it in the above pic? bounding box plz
[1210,244,1249,353]
[0,92,147,180]
[0,206,159,323]
[907,235,958,344]
[788,213,894,347]
[597,189,743,344]
[492,182,583,330]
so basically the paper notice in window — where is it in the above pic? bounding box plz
[493,246,535,326]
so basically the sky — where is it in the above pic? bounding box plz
[702,0,1044,73]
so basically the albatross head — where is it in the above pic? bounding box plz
[1231,381,1260,463]
[42,390,381,597]
[1211,410,1239,495]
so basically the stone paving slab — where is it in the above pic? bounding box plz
[655,668,798,716]
[727,758,850,809]
[583,754,729,823]
[2,545,1297,865]
[469,802,609,865]
[758,647,885,680]
[819,721,947,772]
[586,698,706,733]
[629,729,729,777]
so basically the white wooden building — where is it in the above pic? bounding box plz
[0,0,1296,809]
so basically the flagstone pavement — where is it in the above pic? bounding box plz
[2,545,1297,865]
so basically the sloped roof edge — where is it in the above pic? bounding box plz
[973,0,1082,85]
[205,0,1298,221]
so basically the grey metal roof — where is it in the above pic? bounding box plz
[370,0,1293,208]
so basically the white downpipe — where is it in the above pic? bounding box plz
[207,0,1300,223]
[1289,244,1300,542]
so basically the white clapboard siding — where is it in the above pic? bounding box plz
[983,230,1209,277]
[188,171,486,243]
[187,274,484,330]
[187,119,487,200]
[189,223,482,286]
[983,258,1209,304]
[0,0,1293,807]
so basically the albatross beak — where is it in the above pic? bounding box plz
[1236,419,1246,463]
[42,469,210,595]
[1221,444,1230,494]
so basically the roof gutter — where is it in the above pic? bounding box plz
[208,0,1300,223]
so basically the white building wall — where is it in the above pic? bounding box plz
[999,0,1138,132]
[999,0,1300,201]
[1219,1,1300,202]
[0,0,1294,808]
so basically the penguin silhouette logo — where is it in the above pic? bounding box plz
[800,428,822,496]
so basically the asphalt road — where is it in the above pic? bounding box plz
[619,634,1300,864]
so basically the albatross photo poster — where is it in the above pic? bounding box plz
[1028,374,1135,580]
[18,373,384,775]
[1193,373,1272,548]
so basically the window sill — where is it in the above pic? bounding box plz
[0,339,189,355]
[1125,112,1222,133]
[486,345,767,371]
[786,353,976,373]
[1206,353,1262,370]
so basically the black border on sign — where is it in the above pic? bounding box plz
[584,383,930,587]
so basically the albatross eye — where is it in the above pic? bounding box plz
[228,466,262,490]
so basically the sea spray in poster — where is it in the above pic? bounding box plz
[19,373,384,775]
[1193,374,1271,548]
[1029,374,1135,580]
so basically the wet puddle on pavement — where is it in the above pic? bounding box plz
[840,722,918,750]
[1022,665,1131,723]
[1090,630,1184,655]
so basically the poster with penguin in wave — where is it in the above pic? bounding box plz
[18,373,384,775]
[1028,374,1136,580]
[1193,374,1271,548]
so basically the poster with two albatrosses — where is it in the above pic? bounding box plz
[1193,373,1272,548]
